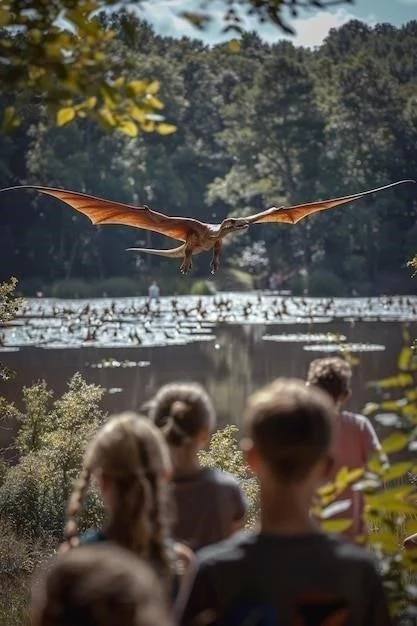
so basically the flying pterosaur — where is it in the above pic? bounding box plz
[1,180,415,274]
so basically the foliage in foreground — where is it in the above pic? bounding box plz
[0,277,22,380]
[0,373,106,539]
[1,339,417,623]
[0,0,352,135]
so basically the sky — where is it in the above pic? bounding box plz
[133,0,417,48]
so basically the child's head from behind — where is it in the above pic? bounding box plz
[32,544,169,626]
[306,357,352,406]
[65,413,172,572]
[149,382,216,449]
[243,378,336,486]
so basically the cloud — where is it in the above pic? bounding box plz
[136,1,377,48]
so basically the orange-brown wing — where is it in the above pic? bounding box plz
[0,185,205,242]
[245,180,416,225]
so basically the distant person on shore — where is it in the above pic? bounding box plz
[177,379,392,626]
[148,382,248,551]
[32,544,170,626]
[148,281,160,300]
[306,356,388,543]
[61,412,193,603]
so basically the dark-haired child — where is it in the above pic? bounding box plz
[307,357,388,541]
[177,378,392,626]
[149,382,247,551]
[32,544,171,626]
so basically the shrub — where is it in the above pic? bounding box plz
[308,268,347,297]
[199,425,259,528]
[190,280,214,296]
[0,374,107,541]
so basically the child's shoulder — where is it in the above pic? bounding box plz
[78,528,107,545]
[200,467,242,488]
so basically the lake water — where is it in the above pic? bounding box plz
[1,293,416,450]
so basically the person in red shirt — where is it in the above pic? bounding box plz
[306,356,388,542]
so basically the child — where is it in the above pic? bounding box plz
[306,357,388,541]
[177,378,392,626]
[31,544,171,626]
[62,412,192,600]
[148,382,247,551]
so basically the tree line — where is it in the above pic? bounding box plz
[1,15,416,296]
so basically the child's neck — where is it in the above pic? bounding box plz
[259,483,319,536]
[171,446,201,477]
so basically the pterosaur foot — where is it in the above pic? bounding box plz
[180,260,192,275]
[210,260,219,275]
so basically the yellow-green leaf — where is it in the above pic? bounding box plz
[28,28,42,44]
[398,346,416,371]
[228,39,241,53]
[129,105,146,123]
[320,519,352,534]
[118,120,138,137]
[156,122,177,135]
[0,8,11,27]
[366,500,417,514]
[98,107,116,128]
[85,96,97,109]
[370,531,400,553]
[368,373,414,389]
[1,106,20,133]
[142,120,155,133]
[145,94,164,110]
[381,432,410,455]
[56,107,75,126]
[146,80,160,95]
[128,80,148,96]
[383,462,414,482]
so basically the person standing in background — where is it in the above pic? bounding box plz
[306,356,388,542]
[148,281,160,300]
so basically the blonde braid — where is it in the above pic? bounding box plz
[147,471,172,584]
[63,466,92,548]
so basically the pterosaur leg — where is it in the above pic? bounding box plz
[180,245,193,275]
[210,240,222,275]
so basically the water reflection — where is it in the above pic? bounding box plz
[1,294,416,450]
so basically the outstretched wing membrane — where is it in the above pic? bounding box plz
[246,180,416,225]
[0,185,204,242]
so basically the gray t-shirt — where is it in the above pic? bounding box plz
[178,531,392,626]
[172,468,247,551]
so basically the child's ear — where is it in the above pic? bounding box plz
[339,389,351,405]
[322,454,335,480]
[196,428,210,450]
[240,438,258,473]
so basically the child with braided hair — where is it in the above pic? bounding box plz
[148,382,247,551]
[61,412,192,602]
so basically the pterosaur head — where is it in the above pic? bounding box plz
[219,217,249,236]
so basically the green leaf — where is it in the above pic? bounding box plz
[381,432,410,454]
[0,8,11,27]
[56,107,75,126]
[383,462,414,482]
[156,123,177,135]
[1,106,21,133]
[320,519,352,534]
